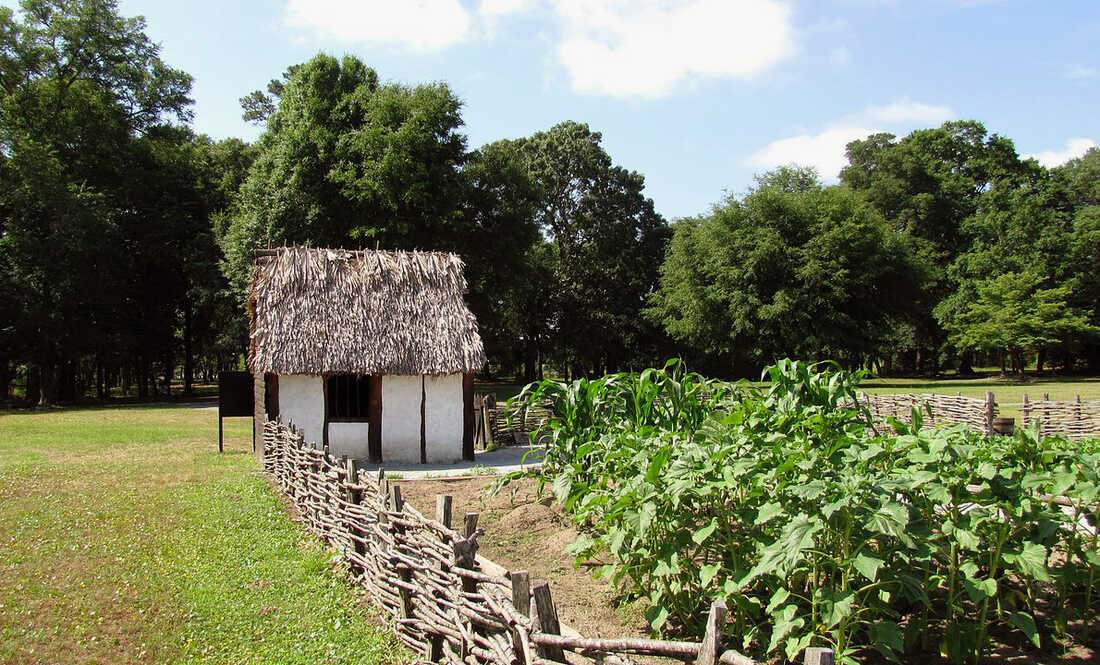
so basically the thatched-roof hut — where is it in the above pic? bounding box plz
[249,247,486,464]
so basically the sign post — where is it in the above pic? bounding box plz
[218,371,254,452]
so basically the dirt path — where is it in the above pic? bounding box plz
[397,476,652,641]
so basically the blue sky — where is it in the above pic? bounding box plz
[108,0,1099,219]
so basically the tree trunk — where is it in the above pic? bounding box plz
[1011,348,1025,376]
[957,349,974,377]
[183,298,194,395]
[0,362,11,401]
[999,352,1007,376]
[137,356,149,400]
[1036,349,1046,373]
[96,361,105,400]
[36,363,55,408]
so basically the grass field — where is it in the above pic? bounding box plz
[0,403,402,665]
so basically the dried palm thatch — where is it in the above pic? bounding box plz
[249,247,486,376]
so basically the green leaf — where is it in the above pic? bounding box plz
[766,604,804,655]
[692,519,718,545]
[647,604,670,631]
[1008,611,1041,647]
[954,528,980,552]
[869,621,904,656]
[1004,541,1051,582]
[645,448,671,484]
[1052,470,1076,496]
[766,587,790,614]
[784,632,813,663]
[699,563,720,587]
[853,552,885,582]
[865,501,911,544]
[963,576,998,602]
[755,501,784,526]
[820,590,855,629]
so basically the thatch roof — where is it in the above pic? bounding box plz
[249,247,486,376]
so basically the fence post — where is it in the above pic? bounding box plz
[1075,394,1083,441]
[483,403,494,449]
[804,647,835,665]
[532,581,565,662]
[388,485,414,622]
[511,571,531,665]
[345,457,364,572]
[1022,393,1029,428]
[985,391,995,435]
[451,517,480,663]
[694,600,726,665]
[427,495,454,662]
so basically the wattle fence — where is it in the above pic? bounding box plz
[854,391,1100,440]
[262,420,759,665]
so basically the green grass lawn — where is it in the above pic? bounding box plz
[0,403,403,665]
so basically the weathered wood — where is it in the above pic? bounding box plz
[482,403,494,449]
[368,374,383,463]
[322,374,330,449]
[803,647,834,665]
[420,375,427,464]
[463,372,475,460]
[464,512,480,538]
[984,390,995,435]
[511,571,531,617]
[435,494,453,530]
[532,582,565,662]
[694,600,726,665]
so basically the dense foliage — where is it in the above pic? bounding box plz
[3,1,1099,406]
[508,361,1100,663]
[649,171,926,372]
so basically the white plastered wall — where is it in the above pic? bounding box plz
[381,375,422,463]
[328,422,370,459]
[425,373,464,463]
[278,374,324,446]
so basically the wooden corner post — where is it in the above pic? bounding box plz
[463,373,475,461]
[368,374,383,463]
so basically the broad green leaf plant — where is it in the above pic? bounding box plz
[498,360,1100,664]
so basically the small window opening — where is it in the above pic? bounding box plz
[328,374,371,421]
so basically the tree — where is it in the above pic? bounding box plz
[221,54,470,295]
[457,139,542,375]
[222,55,549,376]
[840,120,1032,374]
[649,168,927,372]
[0,0,193,404]
[513,121,671,375]
[945,271,1097,374]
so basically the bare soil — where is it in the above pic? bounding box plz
[397,475,653,640]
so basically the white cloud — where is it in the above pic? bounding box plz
[745,98,957,180]
[745,125,877,181]
[284,0,472,52]
[551,0,797,98]
[829,46,851,67]
[479,0,535,17]
[1024,138,1096,168]
[862,98,954,125]
[1065,64,1097,81]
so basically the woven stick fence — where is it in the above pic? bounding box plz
[854,392,995,434]
[262,420,761,665]
[854,390,1100,441]
[472,395,554,448]
[1017,394,1100,441]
